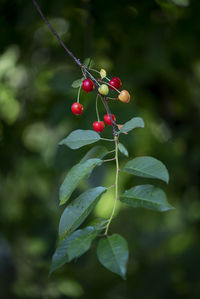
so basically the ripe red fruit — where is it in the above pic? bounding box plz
[82,78,95,92]
[112,77,122,86]
[93,121,105,133]
[71,102,83,115]
[104,114,116,125]
[108,77,122,90]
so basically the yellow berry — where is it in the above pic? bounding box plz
[118,90,130,103]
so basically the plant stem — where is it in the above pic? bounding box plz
[32,0,82,68]
[107,184,115,189]
[32,0,117,137]
[102,157,116,163]
[77,85,81,103]
[89,68,101,75]
[32,0,120,234]
[104,135,119,235]
[100,138,115,142]
[81,69,87,79]
[95,94,100,121]
[89,69,111,82]
[104,82,121,94]
[107,97,118,100]
[106,149,116,154]
[84,68,117,135]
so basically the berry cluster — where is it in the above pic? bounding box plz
[71,69,131,133]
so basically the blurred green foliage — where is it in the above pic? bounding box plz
[0,0,200,298]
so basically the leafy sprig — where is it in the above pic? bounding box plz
[32,0,174,279]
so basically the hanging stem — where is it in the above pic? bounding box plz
[107,97,118,100]
[89,68,111,82]
[104,82,121,94]
[89,68,120,93]
[102,157,116,163]
[81,69,87,79]
[107,184,115,190]
[100,138,115,142]
[106,149,116,154]
[95,94,100,122]
[92,76,101,87]
[77,85,81,103]
[99,95,108,111]
[104,135,119,235]
[89,68,102,75]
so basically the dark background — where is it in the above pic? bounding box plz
[1,0,200,298]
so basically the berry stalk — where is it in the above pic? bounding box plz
[95,94,100,121]
[83,69,118,136]
[104,135,119,235]
[77,84,81,103]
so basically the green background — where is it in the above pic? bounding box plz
[1,0,200,298]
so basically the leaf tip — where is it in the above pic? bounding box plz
[168,205,175,211]
[161,204,175,212]
[59,193,66,206]
[164,173,170,184]
[121,274,127,280]
[48,267,54,278]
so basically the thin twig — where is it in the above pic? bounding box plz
[102,157,116,162]
[104,135,119,235]
[32,0,117,136]
[32,0,82,67]
[100,138,115,142]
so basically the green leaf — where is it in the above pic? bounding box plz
[120,184,174,212]
[88,218,108,230]
[97,234,129,279]
[123,156,169,183]
[50,226,97,274]
[59,130,101,150]
[83,57,94,68]
[59,158,102,205]
[80,146,108,164]
[119,117,144,134]
[118,143,129,157]
[72,78,83,88]
[156,0,189,7]
[170,0,189,6]
[59,186,107,239]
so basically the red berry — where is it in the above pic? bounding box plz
[108,77,122,90]
[82,78,95,92]
[93,121,105,133]
[104,114,116,125]
[112,77,122,86]
[71,102,83,115]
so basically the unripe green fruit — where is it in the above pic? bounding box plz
[98,84,109,96]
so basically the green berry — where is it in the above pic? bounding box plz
[98,84,109,96]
